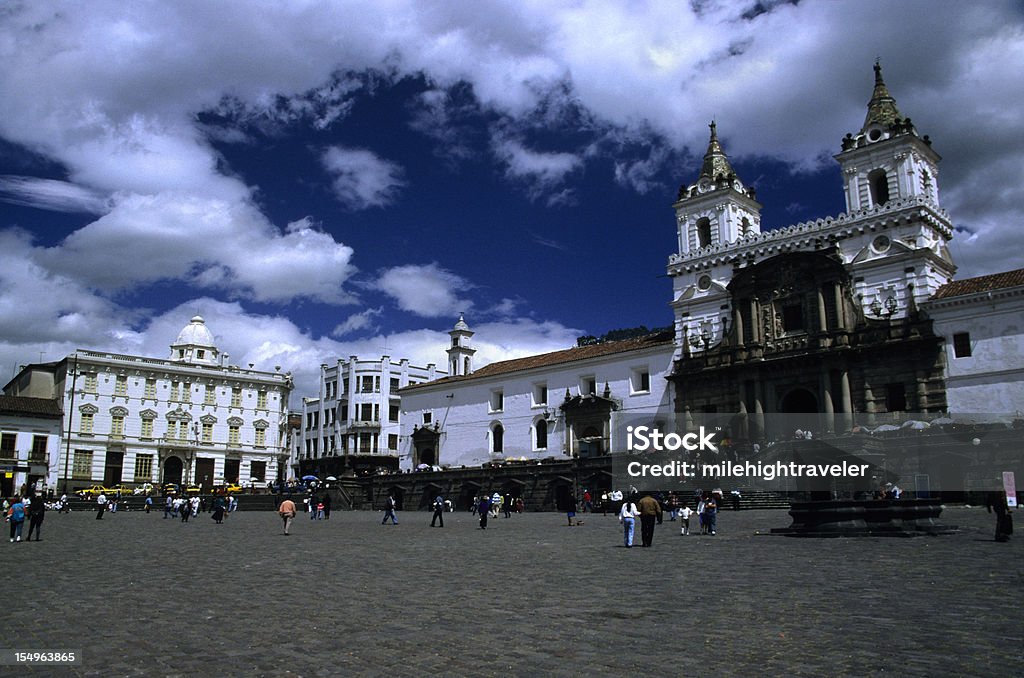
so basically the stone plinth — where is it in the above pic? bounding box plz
[770,498,957,537]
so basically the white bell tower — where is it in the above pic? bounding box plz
[446,314,476,376]
[672,121,763,255]
[835,61,942,212]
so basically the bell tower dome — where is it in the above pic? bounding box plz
[672,121,763,256]
[835,61,942,212]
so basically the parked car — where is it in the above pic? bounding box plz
[162,483,179,496]
[107,484,132,496]
[212,483,243,496]
[77,485,109,498]
[183,485,202,496]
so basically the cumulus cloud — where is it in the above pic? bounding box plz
[374,263,474,318]
[321,146,406,210]
[0,0,1021,396]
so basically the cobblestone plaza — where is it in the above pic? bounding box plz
[2,506,1020,677]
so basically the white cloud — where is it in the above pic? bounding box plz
[332,307,384,337]
[0,175,109,214]
[0,0,1021,395]
[374,263,474,318]
[321,146,406,210]
[35,199,358,304]
[493,136,582,204]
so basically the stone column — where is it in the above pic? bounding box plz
[733,304,744,346]
[750,299,760,343]
[754,387,765,442]
[863,381,875,427]
[833,281,845,330]
[822,372,835,433]
[840,370,853,432]
[817,287,828,332]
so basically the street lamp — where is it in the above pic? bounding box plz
[62,354,79,495]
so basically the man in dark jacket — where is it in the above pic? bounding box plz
[637,492,663,547]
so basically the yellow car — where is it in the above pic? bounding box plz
[183,485,202,496]
[224,483,243,494]
[77,485,109,498]
[107,484,132,496]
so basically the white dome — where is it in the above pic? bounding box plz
[174,316,217,348]
[452,313,471,333]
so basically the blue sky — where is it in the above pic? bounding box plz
[1,1,1022,400]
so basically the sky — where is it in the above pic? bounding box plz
[1,1,1022,402]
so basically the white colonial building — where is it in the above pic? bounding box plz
[0,395,63,497]
[4,316,292,492]
[923,269,1024,415]
[399,317,675,470]
[298,355,443,476]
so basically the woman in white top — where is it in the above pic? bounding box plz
[619,493,640,548]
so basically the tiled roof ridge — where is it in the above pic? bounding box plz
[0,394,63,417]
[933,268,1024,299]
[403,331,674,390]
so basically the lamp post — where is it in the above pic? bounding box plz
[62,353,79,495]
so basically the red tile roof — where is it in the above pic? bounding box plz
[933,268,1024,299]
[0,395,63,418]
[402,332,674,391]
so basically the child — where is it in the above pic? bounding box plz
[679,505,693,535]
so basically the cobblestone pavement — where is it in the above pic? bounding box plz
[1,505,1021,677]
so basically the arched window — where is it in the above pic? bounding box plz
[696,217,712,248]
[535,419,548,450]
[868,168,890,206]
[492,423,504,453]
[740,217,751,237]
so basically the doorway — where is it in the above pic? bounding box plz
[103,451,124,487]
[163,456,183,486]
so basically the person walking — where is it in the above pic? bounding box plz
[381,494,398,525]
[703,493,718,535]
[477,495,491,529]
[618,493,640,548]
[164,495,173,519]
[211,495,226,524]
[637,492,663,547]
[430,495,445,527]
[26,494,45,541]
[278,495,297,535]
[322,492,332,520]
[679,505,693,535]
[6,496,26,542]
[95,492,107,520]
[566,493,578,526]
[987,490,1013,542]
[144,496,153,514]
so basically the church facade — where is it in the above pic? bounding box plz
[668,63,956,438]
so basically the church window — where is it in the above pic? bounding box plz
[196,349,205,360]
[492,423,504,453]
[782,303,804,333]
[953,332,972,358]
[535,419,548,450]
[885,383,907,412]
[868,169,890,206]
[696,217,712,248]
[740,217,751,236]
[423,412,432,425]
[490,390,504,413]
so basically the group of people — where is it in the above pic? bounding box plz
[617,490,721,547]
[3,494,45,542]
[161,494,234,523]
